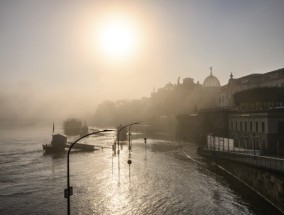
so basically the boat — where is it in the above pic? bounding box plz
[63,118,82,136]
[66,142,95,151]
[43,123,96,154]
[80,122,89,137]
[43,134,67,154]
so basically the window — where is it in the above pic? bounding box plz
[245,122,247,131]
[250,121,253,131]
[262,122,265,133]
[240,121,243,131]
[235,121,238,131]
[262,140,266,150]
[231,121,233,130]
[278,121,284,134]
[256,122,259,133]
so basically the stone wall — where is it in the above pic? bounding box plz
[198,150,284,212]
[219,160,284,212]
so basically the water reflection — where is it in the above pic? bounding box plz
[1,127,283,215]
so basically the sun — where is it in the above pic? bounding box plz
[96,16,140,61]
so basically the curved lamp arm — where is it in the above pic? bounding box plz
[117,122,141,150]
[65,129,113,215]
[67,129,112,156]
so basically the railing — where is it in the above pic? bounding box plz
[199,149,284,173]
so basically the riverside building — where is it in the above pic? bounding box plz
[176,68,284,156]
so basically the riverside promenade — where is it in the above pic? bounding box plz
[198,148,284,174]
[196,147,284,213]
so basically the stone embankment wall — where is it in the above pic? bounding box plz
[198,149,284,213]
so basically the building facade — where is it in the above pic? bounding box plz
[218,68,284,108]
[229,87,284,155]
[176,68,284,156]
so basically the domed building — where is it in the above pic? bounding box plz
[203,71,221,88]
[202,68,221,108]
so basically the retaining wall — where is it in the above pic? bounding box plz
[198,149,284,212]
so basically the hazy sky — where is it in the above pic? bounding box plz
[1,0,284,122]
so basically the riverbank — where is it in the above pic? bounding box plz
[196,148,284,214]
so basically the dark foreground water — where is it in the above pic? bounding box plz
[0,126,283,215]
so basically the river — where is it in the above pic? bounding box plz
[0,126,282,215]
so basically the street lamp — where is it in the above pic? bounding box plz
[64,129,113,215]
[128,126,132,156]
[116,122,140,180]
[127,123,139,156]
[117,122,140,153]
[144,137,147,159]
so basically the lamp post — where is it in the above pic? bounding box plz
[64,129,113,215]
[116,122,140,180]
[117,122,140,153]
[127,124,138,156]
[128,126,132,156]
[144,137,147,159]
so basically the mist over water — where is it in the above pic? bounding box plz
[1,1,284,127]
[0,126,282,215]
[1,1,284,213]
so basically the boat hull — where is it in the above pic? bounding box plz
[42,144,65,154]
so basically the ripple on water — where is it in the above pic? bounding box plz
[1,129,283,215]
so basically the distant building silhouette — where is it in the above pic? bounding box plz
[177,68,284,156]
[201,70,221,108]
[218,68,284,108]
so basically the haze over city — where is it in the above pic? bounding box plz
[1,0,284,124]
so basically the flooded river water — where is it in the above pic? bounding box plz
[0,126,282,214]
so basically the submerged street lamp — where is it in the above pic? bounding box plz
[144,137,147,159]
[116,122,140,180]
[64,129,113,215]
[127,123,138,156]
[117,122,140,154]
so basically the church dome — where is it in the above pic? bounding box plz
[203,71,220,88]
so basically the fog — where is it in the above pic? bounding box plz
[1,0,284,127]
